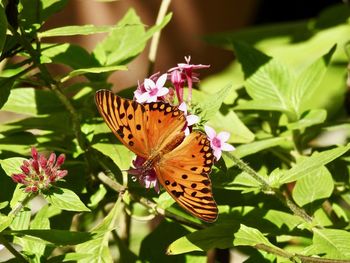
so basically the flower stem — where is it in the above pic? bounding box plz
[147,0,172,75]
[223,152,313,223]
[0,234,27,262]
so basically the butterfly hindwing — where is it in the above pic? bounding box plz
[154,131,218,222]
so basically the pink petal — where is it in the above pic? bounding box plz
[184,127,190,136]
[221,143,235,152]
[156,87,169,97]
[213,148,222,160]
[217,131,230,142]
[144,78,156,91]
[186,114,199,126]
[156,73,167,87]
[178,102,187,113]
[204,125,216,140]
[137,92,151,103]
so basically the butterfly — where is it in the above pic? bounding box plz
[95,89,218,222]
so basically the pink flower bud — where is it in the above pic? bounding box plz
[12,173,26,184]
[48,153,56,167]
[39,155,47,169]
[56,154,65,167]
[31,147,38,160]
[20,165,30,175]
[23,160,30,167]
[57,170,68,178]
[31,160,40,175]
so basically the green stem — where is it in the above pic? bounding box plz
[9,192,37,218]
[8,25,87,151]
[0,234,27,262]
[223,152,313,223]
[147,0,172,75]
[97,172,126,193]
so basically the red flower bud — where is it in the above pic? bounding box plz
[31,147,38,160]
[57,170,68,178]
[39,155,47,169]
[20,165,30,175]
[48,153,56,167]
[56,154,65,167]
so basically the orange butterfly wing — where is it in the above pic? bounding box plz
[95,90,218,222]
[154,131,218,222]
[95,90,186,158]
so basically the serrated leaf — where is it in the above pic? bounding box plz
[38,25,113,38]
[45,188,90,212]
[287,109,327,130]
[197,84,233,121]
[9,229,94,245]
[0,157,26,176]
[234,137,288,158]
[292,166,334,207]
[291,45,336,115]
[233,41,296,118]
[279,144,350,184]
[167,224,238,255]
[308,228,350,259]
[235,99,291,112]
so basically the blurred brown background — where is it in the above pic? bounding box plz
[43,0,341,91]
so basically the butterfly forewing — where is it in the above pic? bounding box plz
[154,131,218,222]
[95,90,150,158]
[95,90,187,157]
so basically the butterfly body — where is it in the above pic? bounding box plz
[95,90,218,222]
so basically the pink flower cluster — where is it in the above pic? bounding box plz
[11,147,68,192]
[131,56,235,192]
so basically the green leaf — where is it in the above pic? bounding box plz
[45,188,90,212]
[208,111,254,144]
[0,3,7,56]
[76,198,126,263]
[279,143,350,184]
[0,77,16,109]
[167,224,238,255]
[38,25,113,38]
[41,0,68,21]
[287,109,327,131]
[0,157,26,176]
[235,99,291,112]
[2,88,64,116]
[62,65,127,82]
[93,9,171,65]
[308,228,350,259]
[9,229,94,245]
[46,253,92,263]
[0,215,12,232]
[196,84,233,121]
[233,41,296,117]
[234,137,288,158]
[92,123,134,170]
[292,166,334,207]
[0,201,8,210]
[88,184,107,208]
[234,224,276,247]
[291,45,336,115]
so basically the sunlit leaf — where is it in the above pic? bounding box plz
[45,188,90,212]
[292,166,334,207]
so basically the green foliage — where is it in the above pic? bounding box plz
[0,1,349,262]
